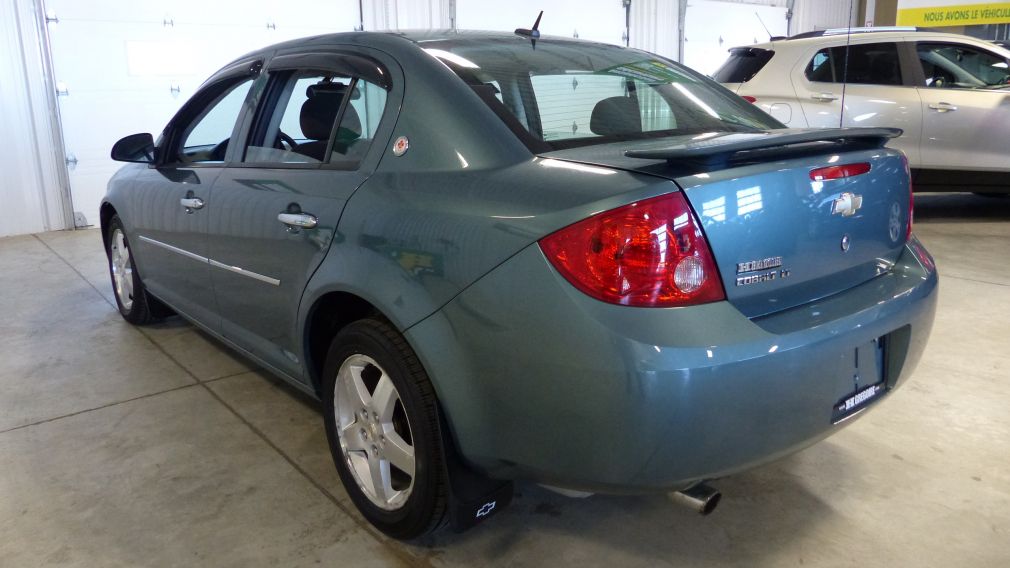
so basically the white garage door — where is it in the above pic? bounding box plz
[684,0,788,76]
[455,0,626,46]
[45,0,359,228]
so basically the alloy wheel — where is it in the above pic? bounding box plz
[334,354,415,511]
[110,228,134,311]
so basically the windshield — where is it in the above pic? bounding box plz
[422,37,783,151]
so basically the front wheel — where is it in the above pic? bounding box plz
[322,319,447,539]
[106,215,166,324]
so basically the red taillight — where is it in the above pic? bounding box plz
[809,162,871,181]
[741,95,757,103]
[539,192,725,307]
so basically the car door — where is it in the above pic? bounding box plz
[794,40,923,166]
[913,40,1010,172]
[204,49,395,381]
[128,62,259,327]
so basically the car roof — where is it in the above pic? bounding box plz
[219,29,624,72]
[737,29,1009,51]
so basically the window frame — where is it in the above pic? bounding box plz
[156,58,263,169]
[802,41,919,88]
[231,50,393,172]
[912,40,1010,91]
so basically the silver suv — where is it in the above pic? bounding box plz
[715,28,1010,193]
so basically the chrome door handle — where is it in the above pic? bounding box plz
[811,92,838,102]
[180,197,204,211]
[928,102,957,112]
[277,212,318,229]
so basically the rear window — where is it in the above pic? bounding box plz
[425,38,782,150]
[805,42,903,85]
[713,48,774,83]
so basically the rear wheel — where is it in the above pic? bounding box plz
[322,318,447,539]
[106,216,168,324]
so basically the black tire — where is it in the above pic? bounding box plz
[322,318,447,539]
[105,215,169,324]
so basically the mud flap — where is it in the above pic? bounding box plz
[438,413,513,532]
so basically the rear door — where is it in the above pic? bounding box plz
[912,40,1010,172]
[204,49,396,380]
[794,41,923,166]
[129,64,258,326]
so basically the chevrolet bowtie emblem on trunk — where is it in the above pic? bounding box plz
[832,192,863,217]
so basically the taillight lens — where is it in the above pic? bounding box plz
[809,162,871,181]
[539,192,725,307]
[741,95,757,103]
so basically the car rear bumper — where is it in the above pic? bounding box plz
[406,236,938,493]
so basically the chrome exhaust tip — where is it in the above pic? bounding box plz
[670,483,722,515]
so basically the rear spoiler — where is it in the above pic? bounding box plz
[624,128,902,166]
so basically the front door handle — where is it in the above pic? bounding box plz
[928,102,957,112]
[277,212,318,229]
[811,92,838,102]
[180,197,204,212]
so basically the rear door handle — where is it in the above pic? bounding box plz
[180,197,204,211]
[928,102,957,112]
[277,212,318,229]
[811,92,838,102]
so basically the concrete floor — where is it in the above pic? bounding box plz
[1,193,1008,567]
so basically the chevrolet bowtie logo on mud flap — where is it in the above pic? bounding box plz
[476,501,496,518]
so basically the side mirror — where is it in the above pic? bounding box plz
[111,133,157,163]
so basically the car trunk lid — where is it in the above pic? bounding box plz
[541,128,912,317]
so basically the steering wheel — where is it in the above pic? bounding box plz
[276,131,298,150]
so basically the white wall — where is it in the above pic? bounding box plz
[791,0,859,34]
[629,0,681,61]
[455,0,626,45]
[684,0,789,76]
[0,0,72,238]
[363,0,453,29]
[44,0,362,230]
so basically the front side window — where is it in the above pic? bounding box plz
[805,43,902,86]
[244,71,388,165]
[179,78,254,163]
[426,40,781,150]
[917,43,1010,89]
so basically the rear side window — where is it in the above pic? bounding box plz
[243,70,388,166]
[805,43,903,86]
[713,48,774,83]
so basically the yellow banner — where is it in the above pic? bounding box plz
[897,3,1010,26]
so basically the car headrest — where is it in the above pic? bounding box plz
[300,88,344,141]
[590,96,641,136]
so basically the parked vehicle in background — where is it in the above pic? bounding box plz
[103,30,937,540]
[715,28,1010,193]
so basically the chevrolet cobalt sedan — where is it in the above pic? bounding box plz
[103,30,938,538]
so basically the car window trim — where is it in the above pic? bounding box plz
[157,58,264,169]
[238,66,369,171]
[266,52,391,90]
[912,40,1010,91]
[803,41,907,87]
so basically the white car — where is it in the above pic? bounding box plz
[715,28,1010,193]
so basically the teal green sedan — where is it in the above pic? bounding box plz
[102,30,938,539]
